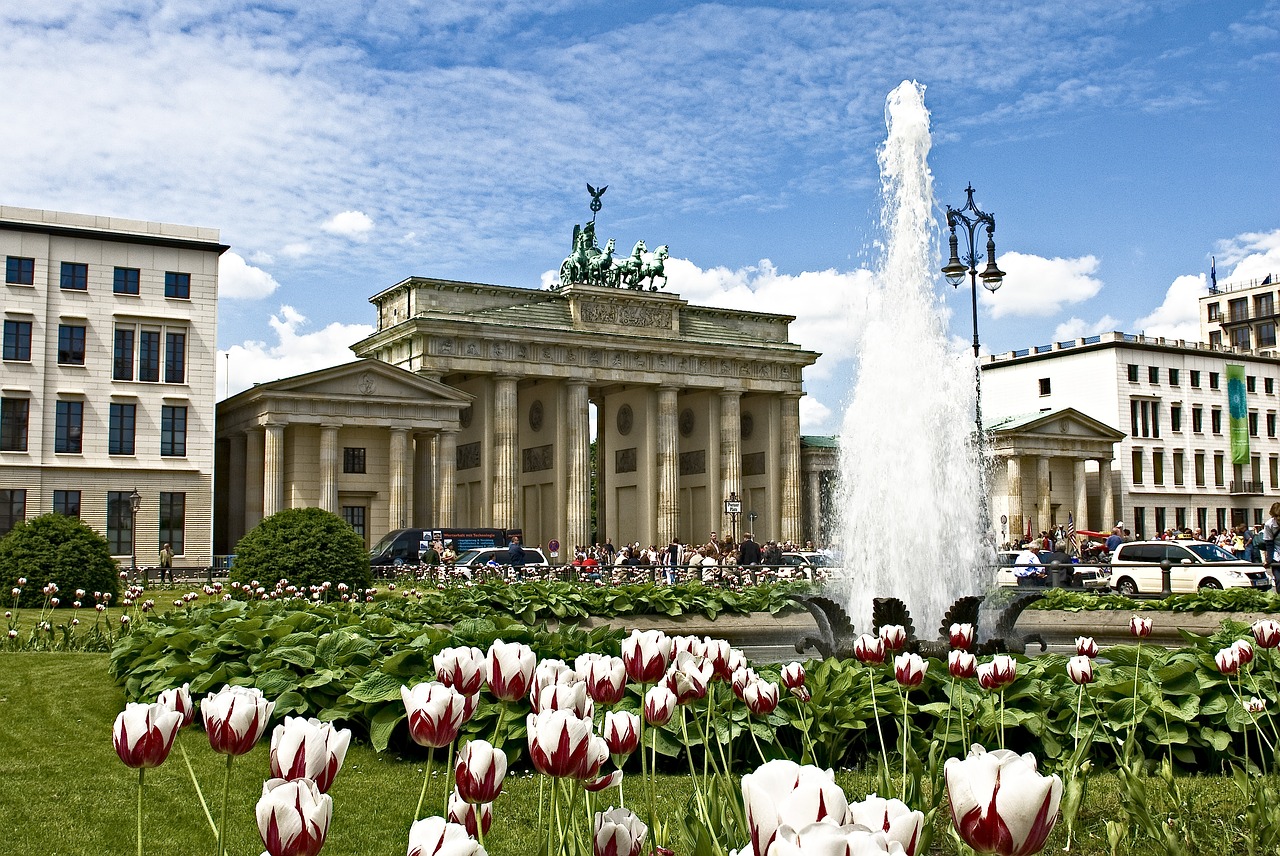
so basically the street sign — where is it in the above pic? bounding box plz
[724,500,742,514]
[548,539,560,552]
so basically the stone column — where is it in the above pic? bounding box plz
[227,432,246,545]
[1073,458,1088,532]
[319,424,340,514]
[565,381,591,552]
[263,422,286,518]
[719,391,742,534]
[493,376,519,528]
[413,433,434,525]
[1036,455,1052,532]
[437,429,458,527]
[389,427,410,529]
[780,393,803,543]
[1006,456,1023,542]
[806,467,822,544]
[244,427,264,533]
[656,386,680,544]
[1099,457,1115,530]
[593,399,606,545]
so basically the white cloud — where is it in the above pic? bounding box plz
[1216,228,1280,285]
[980,252,1103,319]
[799,396,833,433]
[217,251,280,300]
[1052,315,1121,341]
[218,306,374,400]
[280,242,312,259]
[321,210,375,239]
[1133,274,1207,341]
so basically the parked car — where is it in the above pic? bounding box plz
[453,546,550,569]
[995,550,1110,589]
[1108,540,1273,594]
[778,551,834,568]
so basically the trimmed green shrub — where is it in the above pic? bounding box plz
[0,513,121,608]
[230,507,371,592]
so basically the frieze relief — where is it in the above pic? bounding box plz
[457,441,481,471]
[580,300,673,330]
[615,447,637,474]
[679,450,706,476]
[522,444,554,473]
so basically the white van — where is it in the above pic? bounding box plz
[1109,540,1272,594]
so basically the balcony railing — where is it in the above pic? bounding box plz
[1229,480,1265,495]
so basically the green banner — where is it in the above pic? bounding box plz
[1227,363,1250,465]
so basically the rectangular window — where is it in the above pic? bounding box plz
[1171,405,1182,432]
[159,492,185,555]
[1272,456,1279,490]
[1126,364,1139,382]
[1192,406,1203,433]
[1210,330,1223,347]
[1256,508,1266,527]
[109,403,136,455]
[57,324,86,365]
[1198,507,1209,534]
[1153,451,1164,486]
[1169,368,1180,386]
[113,267,140,295]
[1217,508,1228,532]
[138,330,160,382]
[1140,401,1150,437]
[343,447,366,474]
[1249,411,1260,437]
[60,262,88,291]
[1261,323,1278,348]
[54,400,83,453]
[1155,507,1167,533]
[164,272,191,299]
[1152,405,1160,438]
[1132,449,1144,484]
[1176,507,1187,529]
[53,489,81,518]
[1133,508,1146,539]
[0,489,25,536]
[1207,302,1220,321]
[1038,377,1051,396]
[161,405,187,457]
[1268,377,1275,395]
[1191,370,1201,388]
[1210,372,1220,390]
[1258,293,1275,317]
[1252,455,1262,485]
[1195,452,1206,487]
[1148,366,1159,384]
[341,505,366,542]
[1230,298,1249,322]
[1269,412,1277,438]
[113,328,134,380]
[164,332,185,383]
[1212,408,1222,434]
[1173,451,1184,486]
[1130,400,1139,437]
[5,256,34,285]
[3,319,32,361]
[1248,375,1258,393]
[0,398,30,451]
[106,491,133,555]
[1214,452,1225,487]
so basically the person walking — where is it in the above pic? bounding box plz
[506,534,527,580]
[159,542,174,585]
[1263,502,1280,591]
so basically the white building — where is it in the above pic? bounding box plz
[0,206,225,566]
[982,331,1280,541]
[1199,272,1280,352]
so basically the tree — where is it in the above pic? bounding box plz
[230,507,371,593]
[0,514,121,608]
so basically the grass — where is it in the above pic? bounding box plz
[0,652,1272,855]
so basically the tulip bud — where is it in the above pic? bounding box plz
[203,685,275,756]
[256,777,332,856]
[977,655,1017,692]
[529,659,577,705]
[1066,655,1094,685]
[1246,697,1268,715]
[581,656,628,706]
[434,646,487,696]
[575,733,611,782]
[486,639,538,702]
[893,652,927,688]
[945,745,1062,856]
[535,681,595,719]
[455,739,507,804]
[156,683,194,728]
[731,667,759,701]
[268,717,352,794]
[594,806,648,856]
[401,681,467,749]
[1215,646,1240,675]
[853,633,886,665]
[879,624,908,651]
[407,816,487,856]
[664,651,713,704]
[743,680,780,716]
[948,649,977,679]
[780,662,805,691]
[1129,615,1152,638]
[527,709,594,778]
[643,685,676,726]
[603,711,640,758]
[949,623,975,651]
[701,638,734,681]
[621,629,673,684]
[790,685,811,703]
[1075,636,1099,658]
[1233,638,1254,666]
[1252,618,1280,649]
[113,702,183,769]
[741,759,850,856]
[448,790,493,837]
[847,794,925,856]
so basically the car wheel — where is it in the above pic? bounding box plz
[1116,578,1138,596]
[1198,579,1223,590]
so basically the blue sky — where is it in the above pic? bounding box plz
[2,1,1278,431]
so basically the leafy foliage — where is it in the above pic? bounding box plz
[1028,586,1280,613]
[230,507,371,592]
[0,513,120,608]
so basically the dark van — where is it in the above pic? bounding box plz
[369,528,520,567]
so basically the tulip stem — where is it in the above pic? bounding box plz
[443,741,455,816]
[216,754,232,856]
[866,667,890,783]
[537,774,547,856]
[638,682,655,850]
[679,706,714,838]
[178,739,218,839]
[137,767,144,856]
[898,684,909,801]
[413,748,434,823]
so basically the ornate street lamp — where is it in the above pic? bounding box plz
[129,487,142,584]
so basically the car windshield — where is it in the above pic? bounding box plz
[1184,543,1238,562]
[369,531,400,555]
[455,549,486,564]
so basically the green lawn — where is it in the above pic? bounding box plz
[0,652,1271,855]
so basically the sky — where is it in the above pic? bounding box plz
[2,1,1278,433]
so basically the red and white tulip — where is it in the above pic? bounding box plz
[269,716,352,794]
[853,634,886,665]
[602,711,640,758]
[435,646,487,696]
[527,709,594,778]
[950,623,975,651]
[402,681,467,749]
[643,685,676,726]
[113,702,183,769]
[406,816,488,856]
[256,777,332,856]
[894,652,927,688]
[846,794,924,856]
[203,685,275,756]
[454,739,507,804]
[977,655,1017,692]
[621,629,673,684]
[594,806,648,856]
[945,745,1062,856]
[486,640,537,702]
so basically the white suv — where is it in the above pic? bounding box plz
[1109,540,1272,594]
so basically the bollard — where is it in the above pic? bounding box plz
[1160,559,1173,597]
[1049,560,1062,588]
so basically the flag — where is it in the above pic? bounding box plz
[1067,512,1078,556]
[1025,516,1033,545]
[1227,364,1250,465]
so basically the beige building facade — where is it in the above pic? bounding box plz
[0,206,224,565]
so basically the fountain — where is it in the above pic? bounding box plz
[832,81,997,641]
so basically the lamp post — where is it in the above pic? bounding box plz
[129,487,141,585]
[724,492,742,544]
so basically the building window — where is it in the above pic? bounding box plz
[1169,368,1180,386]
[1214,452,1225,487]
[1176,507,1187,529]
[161,405,187,457]
[53,490,81,518]
[165,332,185,383]
[5,256,34,285]
[1129,400,1139,437]
[159,492,185,555]
[1132,449,1144,484]
[1148,366,1159,384]
[1192,406,1203,432]
[1217,508,1228,531]
[343,447,366,474]
[1267,377,1275,395]
[1153,451,1164,486]
[1249,411,1259,437]
[1191,370,1201,388]
[0,398,30,451]
[1248,375,1257,393]
[1253,455,1263,485]
[1194,452,1206,487]
[164,272,191,299]
[113,267,140,295]
[3,319,33,361]
[1207,302,1220,321]
[57,324,86,365]
[1229,298,1249,322]
[1151,404,1160,438]
[1155,507,1166,533]
[1210,372,1220,389]
[1127,364,1139,382]
[106,491,133,555]
[1269,412,1277,438]
[1211,408,1222,434]
[1260,325,1277,348]
[1170,405,1182,432]
[113,328,135,380]
[54,400,83,453]
[138,330,161,382]
[108,403,136,455]
[59,262,88,291]
[1209,330,1223,347]
[1037,377,1050,396]
[1272,456,1279,490]
[1258,293,1275,318]
[0,489,25,536]
[341,505,366,542]
[1173,451,1184,486]
[1133,508,1146,539]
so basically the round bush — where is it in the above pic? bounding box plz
[0,514,121,608]
[230,507,371,592]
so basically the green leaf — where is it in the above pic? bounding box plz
[369,704,405,753]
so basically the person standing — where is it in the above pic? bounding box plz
[159,542,174,585]
[1263,502,1280,591]
[507,534,526,579]
[738,533,763,567]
